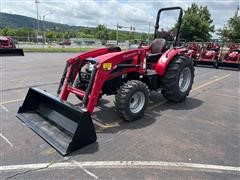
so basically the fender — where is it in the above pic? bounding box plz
[155,48,186,76]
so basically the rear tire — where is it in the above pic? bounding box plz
[161,56,194,102]
[115,80,149,122]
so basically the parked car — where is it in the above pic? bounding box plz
[59,40,71,46]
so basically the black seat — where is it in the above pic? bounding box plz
[210,48,219,52]
[149,38,166,53]
[233,49,240,53]
[147,38,166,63]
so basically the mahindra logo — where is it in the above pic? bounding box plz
[123,52,137,58]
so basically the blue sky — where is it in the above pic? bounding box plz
[1,0,239,35]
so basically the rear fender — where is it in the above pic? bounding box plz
[155,48,185,76]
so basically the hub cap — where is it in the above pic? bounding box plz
[179,67,192,93]
[129,92,145,114]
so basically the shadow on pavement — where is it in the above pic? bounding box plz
[69,92,203,156]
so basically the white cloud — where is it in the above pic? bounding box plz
[1,0,239,33]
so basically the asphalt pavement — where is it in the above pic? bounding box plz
[0,53,239,179]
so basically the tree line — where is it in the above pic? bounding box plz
[1,3,239,43]
[0,24,149,43]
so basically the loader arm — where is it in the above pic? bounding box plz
[58,47,121,99]
[59,48,145,113]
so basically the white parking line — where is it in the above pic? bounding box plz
[0,161,239,172]
[0,104,9,112]
[0,133,13,147]
[192,74,231,92]
[0,98,24,105]
[72,160,98,179]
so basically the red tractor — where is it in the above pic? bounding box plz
[0,36,24,56]
[194,42,220,68]
[0,36,16,48]
[186,42,201,61]
[216,43,240,69]
[17,7,194,155]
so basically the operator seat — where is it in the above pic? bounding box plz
[147,38,166,63]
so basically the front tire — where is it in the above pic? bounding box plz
[115,80,149,122]
[214,60,219,69]
[161,56,194,102]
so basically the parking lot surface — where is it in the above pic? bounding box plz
[0,53,239,179]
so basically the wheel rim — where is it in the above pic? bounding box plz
[129,91,145,114]
[179,67,192,93]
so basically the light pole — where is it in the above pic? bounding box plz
[43,12,51,45]
[116,23,119,45]
[147,22,151,44]
[35,0,40,42]
[236,2,239,16]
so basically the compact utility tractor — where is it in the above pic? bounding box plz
[194,42,220,67]
[0,36,24,56]
[216,43,240,69]
[17,7,194,155]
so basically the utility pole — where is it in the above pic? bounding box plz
[43,15,46,45]
[43,12,51,45]
[35,0,40,42]
[236,2,239,16]
[116,23,119,45]
[116,24,134,45]
[148,22,151,45]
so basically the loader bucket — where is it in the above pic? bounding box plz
[0,48,24,56]
[194,60,215,66]
[218,62,240,69]
[16,87,97,155]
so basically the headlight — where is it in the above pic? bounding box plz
[87,62,95,72]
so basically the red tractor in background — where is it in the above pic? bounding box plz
[17,7,194,155]
[0,36,16,48]
[216,43,240,69]
[186,42,201,61]
[0,36,24,56]
[194,42,220,68]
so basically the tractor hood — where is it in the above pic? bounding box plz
[95,50,139,64]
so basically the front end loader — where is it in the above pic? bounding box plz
[17,7,194,155]
[194,42,220,68]
[0,36,24,56]
[217,43,240,70]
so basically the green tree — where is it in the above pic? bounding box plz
[95,24,109,40]
[108,30,116,40]
[180,3,214,41]
[46,31,57,39]
[218,15,240,42]
[0,27,20,36]
[15,28,29,37]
